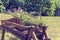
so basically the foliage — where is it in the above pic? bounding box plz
[24,0,51,13]
[0,0,6,13]
[0,0,52,16]
[50,0,56,16]
[1,0,9,8]
[50,0,60,16]
[10,11,41,26]
[1,0,60,16]
[0,5,5,12]
[1,0,24,9]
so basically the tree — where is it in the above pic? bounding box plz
[0,0,52,16]
[1,0,24,9]
[24,0,42,12]
[50,0,60,16]
[24,0,51,16]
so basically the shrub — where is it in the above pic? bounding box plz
[10,11,42,26]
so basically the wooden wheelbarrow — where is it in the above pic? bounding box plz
[1,18,51,40]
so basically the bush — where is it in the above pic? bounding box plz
[10,11,42,26]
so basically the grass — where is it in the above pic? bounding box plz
[0,13,13,25]
[42,17,60,40]
[0,14,60,40]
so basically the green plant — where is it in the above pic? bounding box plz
[9,37,19,40]
[10,11,42,26]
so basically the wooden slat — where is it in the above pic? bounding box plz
[2,25,26,40]
[32,32,38,40]
[1,20,32,29]
[1,20,49,40]
[27,28,33,40]
[1,28,5,40]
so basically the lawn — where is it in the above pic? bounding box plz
[0,14,60,40]
[42,17,60,40]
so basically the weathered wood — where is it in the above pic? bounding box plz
[42,26,49,40]
[4,18,22,24]
[1,21,32,40]
[27,27,33,40]
[1,28,5,40]
[1,20,32,30]
[2,25,25,40]
[32,32,38,40]
[1,20,50,40]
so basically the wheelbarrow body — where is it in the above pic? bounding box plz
[1,18,51,40]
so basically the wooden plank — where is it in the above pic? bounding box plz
[42,26,48,39]
[1,20,32,30]
[32,32,38,40]
[27,28,33,40]
[1,28,5,40]
[2,25,25,40]
[1,20,49,40]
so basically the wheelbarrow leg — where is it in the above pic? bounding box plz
[32,32,38,40]
[1,28,5,40]
[42,26,51,40]
[27,28,33,40]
